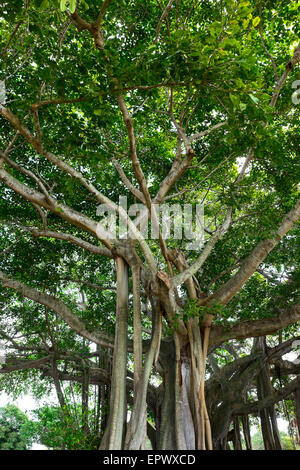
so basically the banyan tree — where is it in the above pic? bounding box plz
[0,0,299,450]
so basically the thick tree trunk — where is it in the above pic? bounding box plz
[155,342,177,449]
[167,250,212,449]
[156,339,209,450]
[241,415,252,450]
[211,401,232,449]
[256,338,282,450]
[124,297,161,449]
[82,367,89,436]
[232,417,242,450]
[99,257,128,450]
[295,388,300,445]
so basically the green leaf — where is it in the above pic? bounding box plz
[249,94,259,104]
[60,0,67,11]
[243,18,250,29]
[252,16,261,27]
[40,0,49,9]
[69,0,76,14]
[230,93,240,107]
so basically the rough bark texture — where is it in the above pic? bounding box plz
[99,258,128,449]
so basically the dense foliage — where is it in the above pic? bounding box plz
[0,0,299,450]
[0,404,34,449]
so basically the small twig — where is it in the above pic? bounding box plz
[154,0,175,43]
[93,0,113,30]
[31,107,42,143]
[0,21,23,57]
[258,2,278,81]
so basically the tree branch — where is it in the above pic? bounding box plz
[112,158,146,204]
[93,0,113,30]
[234,375,300,416]
[188,120,227,143]
[270,41,300,108]
[209,199,300,305]
[0,21,23,57]
[171,208,232,288]
[0,270,115,349]
[0,107,157,271]
[209,303,300,346]
[30,229,113,258]
[154,0,174,43]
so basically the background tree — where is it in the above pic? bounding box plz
[0,404,34,450]
[32,403,100,450]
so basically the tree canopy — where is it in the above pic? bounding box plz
[0,0,299,451]
[0,404,34,449]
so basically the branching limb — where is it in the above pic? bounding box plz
[0,107,157,272]
[171,208,232,288]
[188,121,227,143]
[0,150,52,203]
[208,199,300,305]
[209,303,300,346]
[0,270,115,349]
[30,228,113,258]
[113,90,152,207]
[0,356,52,373]
[154,0,175,43]
[0,21,23,57]
[258,2,278,81]
[93,0,113,30]
[270,43,300,108]
[234,375,300,416]
[112,158,146,204]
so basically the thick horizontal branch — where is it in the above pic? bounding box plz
[0,270,115,349]
[209,303,300,346]
[0,356,51,373]
[30,229,113,258]
[41,367,156,405]
[234,375,300,416]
